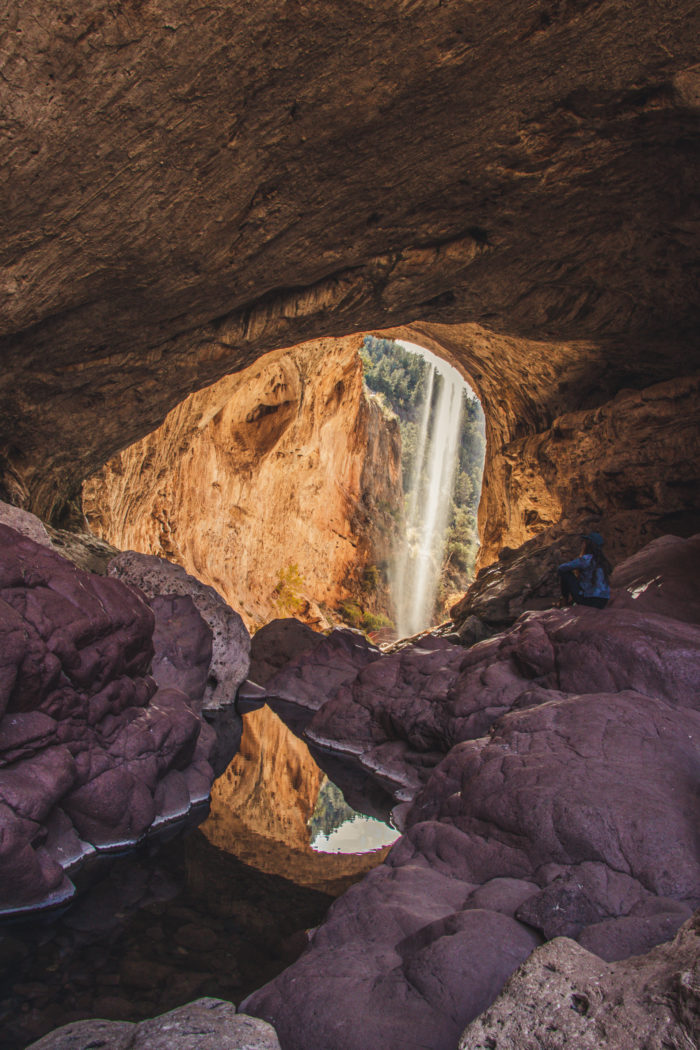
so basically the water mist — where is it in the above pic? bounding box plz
[392,344,466,637]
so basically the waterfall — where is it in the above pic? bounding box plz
[393,343,465,638]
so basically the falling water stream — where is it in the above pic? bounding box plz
[393,343,467,637]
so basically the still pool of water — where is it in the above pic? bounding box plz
[0,707,398,1050]
[308,778,400,854]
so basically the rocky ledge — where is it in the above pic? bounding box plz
[240,533,700,1050]
[0,509,250,917]
[26,998,280,1050]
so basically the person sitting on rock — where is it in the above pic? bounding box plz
[557,532,612,608]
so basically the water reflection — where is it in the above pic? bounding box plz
[0,705,395,1050]
[201,706,395,893]
[308,779,400,854]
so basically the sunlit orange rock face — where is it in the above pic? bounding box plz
[202,705,390,895]
[83,336,401,628]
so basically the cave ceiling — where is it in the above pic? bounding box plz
[1,0,699,519]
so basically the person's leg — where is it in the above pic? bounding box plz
[577,596,608,609]
[558,569,581,604]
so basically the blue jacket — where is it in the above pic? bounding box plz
[558,553,610,599]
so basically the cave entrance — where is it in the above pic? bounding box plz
[81,332,484,643]
[360,335,485,638]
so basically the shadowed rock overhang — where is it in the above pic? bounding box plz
[1,0,699,537]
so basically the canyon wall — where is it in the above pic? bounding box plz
[83,336,402,629]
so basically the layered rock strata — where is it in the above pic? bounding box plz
[84,336,401,629]
[2,2,700,526]
[0,518,249,916]
[241,534,700,1050]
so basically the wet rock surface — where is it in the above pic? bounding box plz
[0,526,248,917]
[243,535,700,1050]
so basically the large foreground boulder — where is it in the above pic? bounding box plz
[0,525,248,916]
[27,998,281,1050]
[108,551,251,774]
[243,535,700,1050]
[459,909,700,1050]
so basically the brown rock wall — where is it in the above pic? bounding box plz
[83,336,402,628]
[1,1,700,526]
[474,371,700,567]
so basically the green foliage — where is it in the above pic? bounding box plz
[273,563,305,615]
[338,600,363,627]
[308,778,356,840]
[360,337,430,423]
[360,610,394,632]
[362,564,382,593]
[337,599,394,634]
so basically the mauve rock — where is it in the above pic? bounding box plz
[301,601,700,816]
[407,691,700,903]
[576,901,694,963]
[0,526,221,914]
[464,877,540,917]
[63,766,157,846]
[0,524,155,701]
[304,640,466,797]
[108,551,250,712]
[0,710,57,763]
[27,999,281,1050]
[0,500,52,548]
[244,537,700,1050]
[149,593,213,705]
[263,627,381,733]
[0,746,76,822]
[609,532,700,624]
[0,804,61,908]
[245,864,539,1050]
[458,911,700,1050]
[248,617,324,685]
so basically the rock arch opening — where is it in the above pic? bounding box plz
[80,330,488,643]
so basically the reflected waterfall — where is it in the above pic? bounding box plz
[393,343,466,637]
